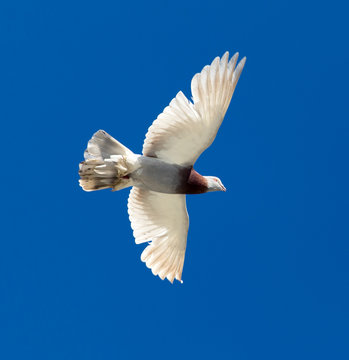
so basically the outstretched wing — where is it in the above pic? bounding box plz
[127,187,189,283]
[142,52,246,166]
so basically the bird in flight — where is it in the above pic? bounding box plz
[79,52,246,283]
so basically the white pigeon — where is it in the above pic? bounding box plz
[79,52,246,283]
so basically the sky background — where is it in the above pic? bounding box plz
[1,0,349,359]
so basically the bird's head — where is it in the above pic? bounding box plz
[205,176,226,192]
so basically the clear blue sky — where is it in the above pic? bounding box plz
[1,1,348,359]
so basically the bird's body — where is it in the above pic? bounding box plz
[79,52,246,283]
[125,155,209,194]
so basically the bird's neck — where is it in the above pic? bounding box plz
[183,168,208,194]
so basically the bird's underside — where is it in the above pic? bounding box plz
[79,51,246,283]
[128,156,210,195]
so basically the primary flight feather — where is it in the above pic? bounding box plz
[79,52,246,283]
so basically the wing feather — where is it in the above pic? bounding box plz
[143,52,246,166]
[128,187,189,283]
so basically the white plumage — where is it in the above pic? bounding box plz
[79,52,246,283]
[143,52,246,166]
[128,188,188,283]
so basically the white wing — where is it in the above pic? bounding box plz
[142,52,246,166]
[127,187,189,283]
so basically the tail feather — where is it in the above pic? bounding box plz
[84,130,133,160]
[79,130,137,192]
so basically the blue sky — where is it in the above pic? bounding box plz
[1,0,349,359]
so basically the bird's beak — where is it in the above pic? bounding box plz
[221,185,226,192]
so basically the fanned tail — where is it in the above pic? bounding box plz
[79,130,138,192]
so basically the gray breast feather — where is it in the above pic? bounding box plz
[130,156,189,194]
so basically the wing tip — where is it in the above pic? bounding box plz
[140,245,185,284]
[233,56,247,81]
[221,51,229,63]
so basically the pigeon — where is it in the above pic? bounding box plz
[79,52,246,283]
